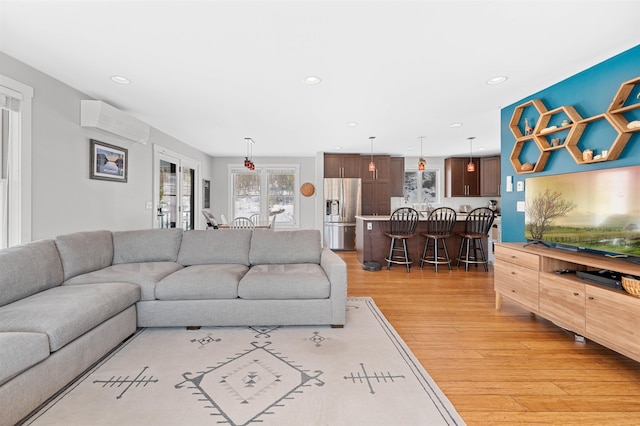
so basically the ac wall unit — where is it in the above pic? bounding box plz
[80,100,150,144]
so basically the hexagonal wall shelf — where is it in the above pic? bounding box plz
[509,99,548,139]
[606,76,640,133]
[566,113,631,164]
[509,139,549,174]
[509,99,549,173]
[533,105,583,151]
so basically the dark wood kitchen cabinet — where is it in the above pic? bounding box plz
[390,156,405,197]
[480,156,501,196]
[324,154,361,178]
[445,157,480,197]
[361,155,391,216]
[360,155,391,181]
[361,180,391,216]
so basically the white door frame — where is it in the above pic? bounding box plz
[0,75,33,247]
[152,144,201,229]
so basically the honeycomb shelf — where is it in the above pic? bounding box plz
[607,76,640,133]
[508,76,639,173]
[567,113,631,164]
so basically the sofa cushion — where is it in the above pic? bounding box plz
[63,262,183,301]
[54,230,114,281]
[112,228,183,264]
[0,240,63,307]
[0,282,139,351]
[238,264,330,299]
[156,264,248,300]
[177,230,252,266]
[0,332,50,386]
[249,230,321,265]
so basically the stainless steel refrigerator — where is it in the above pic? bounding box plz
[324,178,361,250]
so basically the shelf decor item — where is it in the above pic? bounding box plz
[89,139,128,182]
[622,276,640,297]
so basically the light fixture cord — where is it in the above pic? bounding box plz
[370,136,375,162]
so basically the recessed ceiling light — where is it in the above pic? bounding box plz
[487,75,508,85]
[110,75,131,84]
[335,146,342,150]
[304,76,322,85]
[449,122,463,128]
[347,122,359,127]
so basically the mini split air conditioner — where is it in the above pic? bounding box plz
[80,100,150,144]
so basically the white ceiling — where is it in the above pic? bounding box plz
[1,0,639,159]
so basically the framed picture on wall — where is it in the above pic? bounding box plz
[90,139,128,182]
[203,179,211,208]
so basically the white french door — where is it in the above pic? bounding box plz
[153,145,200,230]
[0,75,33,248]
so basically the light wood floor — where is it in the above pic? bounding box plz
[339,251,640,426]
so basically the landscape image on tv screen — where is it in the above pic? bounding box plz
[525,165,640,257]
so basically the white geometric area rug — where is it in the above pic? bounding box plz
[24,297,465,426]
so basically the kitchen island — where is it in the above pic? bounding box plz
[355,214,490,269]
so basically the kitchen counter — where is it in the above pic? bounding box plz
[355,214,490,269]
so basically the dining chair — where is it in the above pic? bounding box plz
[229,217,255,229]
[456,207,495,271]
[420,207,457,272]
[249,214,261,225]
[384,207,419,272]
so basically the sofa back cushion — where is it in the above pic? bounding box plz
[55,230,114,281]
[112,228,183,264]
[177,230,252,266]
[249,229,321,265]
[0,240,64,306]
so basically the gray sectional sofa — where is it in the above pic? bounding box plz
[0,228,347,426]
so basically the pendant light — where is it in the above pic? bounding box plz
[418,136,426,171]
[244,137,255,170]
[466,136,475,172]
[368,136,376,172]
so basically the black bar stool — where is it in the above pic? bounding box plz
[456,207,495,271]
[420,207,457,272]
[385,207,419,272]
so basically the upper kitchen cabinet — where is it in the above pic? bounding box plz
[480,156,501,196]
[360,155,391,181]
[445,157,480,197]
[324,154,361,178]
[390,157,405,197]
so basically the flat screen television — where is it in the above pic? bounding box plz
[524,165,640,259]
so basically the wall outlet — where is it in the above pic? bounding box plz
[367,222,373,230]
[145,201,152,210]
[516,181,524,192]
[516,201,525,212]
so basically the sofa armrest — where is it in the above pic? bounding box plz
[320,248,347,325]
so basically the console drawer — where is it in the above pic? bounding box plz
[495,244,539,270]
[494,262,539,312]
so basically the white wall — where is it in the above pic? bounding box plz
[0,53,213,241]
[210,156,319,229]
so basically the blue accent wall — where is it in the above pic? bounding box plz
[501,45,640,242]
